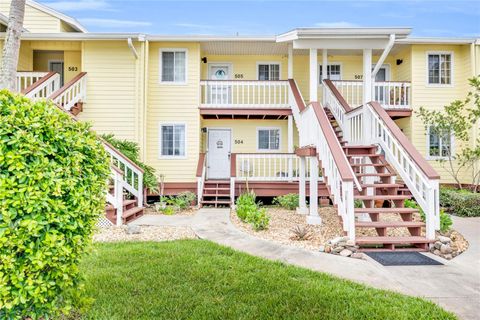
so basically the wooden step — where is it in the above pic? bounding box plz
[200,200,231,205]
[122,206,143,219]
[347,154,382,158]
[355,195,410,201]
[356,173,395,177]
[356,221,425,228]
[351,163,389,167]
[204,187,230,191]
[356,236,433,245]
[344,145,377,149]
[361,183,404,188]
[355,208,419,213]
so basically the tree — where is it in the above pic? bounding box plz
[417,76,480,191]
[0,0,26,91]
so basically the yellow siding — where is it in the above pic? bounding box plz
[393,47,412,82]
[408,44,473,184]
[0,0,60,33]
[200,55,288,80]
[79,41,142,142]
[64,51,82,83]
[33,51,63,71]
[200,119,299,153]
[146,42,201,183]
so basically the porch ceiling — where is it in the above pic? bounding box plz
[200,107,291,120]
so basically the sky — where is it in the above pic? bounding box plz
[39,0,480,37]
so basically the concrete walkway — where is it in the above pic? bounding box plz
[132,210,480,320]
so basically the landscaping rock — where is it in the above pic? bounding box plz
[332,246,345,254]
[350,253,365,260]
[440,243,452,254]
[345,239,356,246]
[438,236,451,244]
[443,254,453,260]
[329,236,349,245]
[339,249,353,257]
[433,249,441,256]
[318,245,325,252]
[126,225,142,235]
[434,241,442,250]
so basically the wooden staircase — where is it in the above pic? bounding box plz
[105,199,144,224]
[326,108,433,251]
[200,180,232,208]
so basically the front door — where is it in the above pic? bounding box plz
[208,64,232,104]
[207,129,231,179]
[49,61,64,86]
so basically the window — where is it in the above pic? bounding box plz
[258,63,280,80]
[427,126,453,159]
[160,49,187,83]
[319,64,341,81]
[428,53,452,85]
[160,124,186,157]
[258,128,280,151]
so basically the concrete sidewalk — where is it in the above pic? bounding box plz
[133,210,480,319]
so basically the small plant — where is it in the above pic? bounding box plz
[248,208,270,231]
[354,199,363,208]
[236,191,257,222]
[167,191,196,210]
[404,199,452,233]
[290,225,313,241]
[273,193,299,210]
[161,206,176,216]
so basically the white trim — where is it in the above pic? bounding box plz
[26,0,87,32]
[425,51,454,87]
[207,63,233,80]
[256,61,282,80]
[158,122,187,159]
[318,62,343,81]
[48,59,64,84]
[426,126,455,161]
[372,63,391,81]
[256,127,282,152]
[159,48,188,85]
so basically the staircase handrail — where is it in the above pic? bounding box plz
[196,153,207,205]
[23,72,61,99]
[49,72,87,111]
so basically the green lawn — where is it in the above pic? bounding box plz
[80,240,455,320]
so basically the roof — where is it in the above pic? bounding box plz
[396,37,478,44]
[276,27,412,42]
[26,0,87,33]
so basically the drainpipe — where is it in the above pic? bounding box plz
[372,34,396,80]
[127,37,139,59]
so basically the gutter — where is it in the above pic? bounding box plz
[372,34,395,79]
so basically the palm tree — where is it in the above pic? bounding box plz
[0,0,26,91]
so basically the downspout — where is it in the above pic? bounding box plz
[372,33,396,79]
[127,37,139,59]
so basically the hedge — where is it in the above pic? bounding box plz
[0,91,110,319]
[440,188,480,217]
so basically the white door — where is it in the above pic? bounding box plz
[49,61,64,86]
[207,129,231,179]
[208,64,232,104]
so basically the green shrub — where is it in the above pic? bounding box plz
[236,192,257,222]
[248,208,270,231]
[273,193,299,210]
[101,134,159,192]
[167,191,196,210]
[0,91,110,319]
[161,206,175,216]
[404,200,452,233]
[440,187,480,217]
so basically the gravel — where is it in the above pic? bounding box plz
[144,206,198,216]
[230,206,344,252]
[93,225,197,243]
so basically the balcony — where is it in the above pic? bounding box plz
[199,80,292,119]
[331,80,411,110]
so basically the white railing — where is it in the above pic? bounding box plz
[200,80,289,108]
[24,73,61,100]
[50,73,87,111]
[235,153,312,181]
[196,153,207,206]
[17,71,48,92]
[289,80,361,238]
[103,142,144,208]
[331,80,411,110]
[106,166,124,226]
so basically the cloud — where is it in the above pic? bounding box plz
[43,0,111,11]
[78,18,152,28]
[314,21,359,28]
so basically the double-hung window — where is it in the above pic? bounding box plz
[161,49,187,83]
[160,123,186,157]
[428,53,452,85]
[258,63,280,80]
[427,126,453,159]
[319,64,342,81]
[258,128,280,151]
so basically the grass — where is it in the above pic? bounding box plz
[80,240,455,320]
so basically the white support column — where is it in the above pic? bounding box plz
[287,115,294,180]
[362,49,372,104]
[288,43,293,79]
[296,156,308,215]
[307,156,321,225]
[322,49,328,104]
[309,48,318,102]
